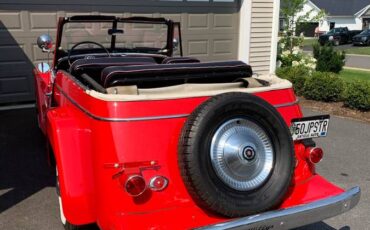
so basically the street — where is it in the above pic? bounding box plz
[0,107,369,230]
[304,43,370,70]
[346,55,370,70]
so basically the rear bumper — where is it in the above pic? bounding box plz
[198,186,360,230]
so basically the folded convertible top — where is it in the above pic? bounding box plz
[101,61,253,88]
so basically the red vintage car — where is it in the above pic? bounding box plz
[34,15,360,230]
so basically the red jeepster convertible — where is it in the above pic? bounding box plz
[34,15,360,230]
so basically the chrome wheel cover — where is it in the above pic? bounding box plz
[210,118,274,191]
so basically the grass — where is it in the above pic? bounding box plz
[303,38,319,47]
[339,68,370,82]
[344,46,370,56]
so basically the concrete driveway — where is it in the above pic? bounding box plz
[0,108,368,230]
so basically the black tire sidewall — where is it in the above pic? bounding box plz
[179,93,295,217]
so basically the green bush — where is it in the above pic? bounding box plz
[313,44,345,73]
[276,66,310,96]
[343,80,370,111]
[303,72,344,102]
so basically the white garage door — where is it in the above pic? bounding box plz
[0,0,241,104]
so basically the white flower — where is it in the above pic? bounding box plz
[292,61,299,66]
[280,43,286,49]
[282,50,290,57]
[307,63,316,69]
[292,46,301,55]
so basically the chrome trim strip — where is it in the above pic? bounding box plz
[274,98,299,108]
[197,186,361,230]
[56,84,299,122]
[55,84,188,122]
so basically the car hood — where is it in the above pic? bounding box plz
[353,34,369,38]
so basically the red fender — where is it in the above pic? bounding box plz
[46,107,96,225]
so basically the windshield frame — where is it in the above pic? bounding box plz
[54,15,175,66]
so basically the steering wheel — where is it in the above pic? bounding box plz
[68,41,110,66]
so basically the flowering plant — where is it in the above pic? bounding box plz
[278,36,316,71]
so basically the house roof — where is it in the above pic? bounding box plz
[310,0,370,16]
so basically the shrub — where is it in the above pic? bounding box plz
[276,66,310,96]
[303,72,344,102]
[313,44,345,73]
[343,80,370,111]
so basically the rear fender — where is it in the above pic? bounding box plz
[46,107,95,225]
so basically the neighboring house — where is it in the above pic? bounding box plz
[0,0,280,105]
[281,0,370,37]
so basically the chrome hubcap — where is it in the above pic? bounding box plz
[210,118,274,191]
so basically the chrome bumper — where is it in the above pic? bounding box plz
[198,186,360,230]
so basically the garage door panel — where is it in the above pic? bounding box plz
[29,12,58,30]
[159,14,182,23]
[0,76,30,94]
[0,45,26,61]
[188,40,209,56]
[213,40,234,56]
[214,14,235,29]
[0,11,22,30]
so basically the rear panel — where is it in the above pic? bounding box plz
[52,72,308,229]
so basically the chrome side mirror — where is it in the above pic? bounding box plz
[37,62,50,73]
[37,34,53,53]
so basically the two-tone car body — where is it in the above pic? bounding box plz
[34,15,360,230]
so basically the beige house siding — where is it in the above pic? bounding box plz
[249,0,274,74]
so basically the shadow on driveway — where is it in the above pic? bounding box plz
[0,108,54,213]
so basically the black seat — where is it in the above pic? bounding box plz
[69,57,157,82]
[161,57,200,64]
[101,61,252,88]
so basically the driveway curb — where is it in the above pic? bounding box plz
[346,54,370,57]
[343,66,370,72]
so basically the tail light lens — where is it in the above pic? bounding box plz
[306,147,324,164]
[149,176,169,191]
[124,175,147,197]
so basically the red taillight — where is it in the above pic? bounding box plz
[149,176,169,191]
[124,175,147,197]
[306,147,324,164]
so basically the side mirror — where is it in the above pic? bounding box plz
[37,34,53,53]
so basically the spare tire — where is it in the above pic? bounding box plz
[178,92,294,217]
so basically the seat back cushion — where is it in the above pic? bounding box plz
[161,57,200,64]
[70,56,157,81]
[102,61,253,88]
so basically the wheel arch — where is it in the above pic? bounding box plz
[46,107,96,225]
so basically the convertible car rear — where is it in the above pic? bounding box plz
[34,15,360,230]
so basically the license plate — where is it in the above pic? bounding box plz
[290,115,330,141]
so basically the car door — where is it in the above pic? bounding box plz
[34,63,53,133]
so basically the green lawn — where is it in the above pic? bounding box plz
[303,38,319,47]
[344,46,370,56]
[339,68,370,82]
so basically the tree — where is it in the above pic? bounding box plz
[280,0,326,52]
[278,0,326,68]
